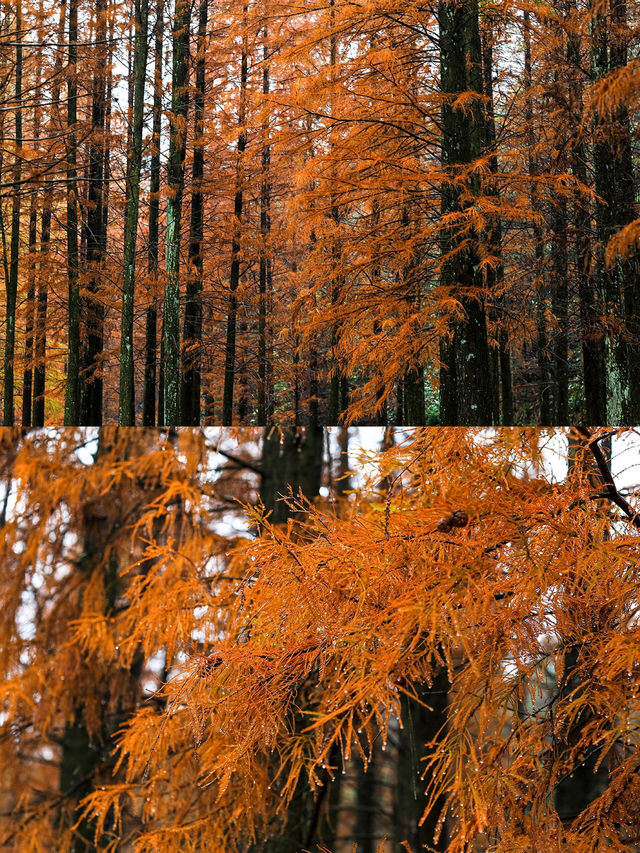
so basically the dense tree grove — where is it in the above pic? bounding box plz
[2,427,640,852]
[0,0,638,425]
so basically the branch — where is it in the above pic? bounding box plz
[215,448,264,477]
[576,427,640,529]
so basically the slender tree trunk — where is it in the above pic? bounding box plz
[554,435,611,819]
[21,196,38,427]
[394,671,450,851]
[438,0,492,425]
[570,85,606,423]
[567,11,606,424]
[80,0,108,425]
[258,22,272,425]
[181,0,207,425]
[523,11,551,425]
[550,197,569,423]
[143,0,164,426]
[591,0,638,421]
[64,0,80,424]
[3,1,22,426]
[481,25,512,425]
[32,0,61,427]
[118,0,150,424]
[162,0,190,425]
[222,8,248,425]
[326,0,347,425]
[33,185,51,426]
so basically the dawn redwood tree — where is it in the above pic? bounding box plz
[6,427,622,852]
[0,0,637,425]
[0,427,267,849]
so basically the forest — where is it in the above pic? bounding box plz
[0,0,638,426]
[2,426,640,852]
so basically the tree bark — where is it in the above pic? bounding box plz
[181,0,208,425]
[222,8,248,425]
[21,195,38,427]
[258,22,272,426]
[162,0,190,425]
[3,1,22,426]
[591,0,638,421]
[143,0,164,426]
[80,0,108,425]
[64,0,81,425]
[118,0,150,424]
[33,186,51,426]
[438,0,492,425]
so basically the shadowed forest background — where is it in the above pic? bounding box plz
[2,426,640,852]
[0,0,638,426]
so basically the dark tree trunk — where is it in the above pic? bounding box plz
[591,0,638,421]
[162,0,190,425]
[21,196,38,427]
[481,25,512,425]
[523,11,551,425]
[257,24,272,425]
[438,0,492,425]
[119,0,150,424]
[181,0,208,425]
[3,2,22,426]
[222,9,248,425]
[64,0,81,425]
[395,670,451,851]
[143,0,164,427]
[33,187,51,426]
[80,0,108,425]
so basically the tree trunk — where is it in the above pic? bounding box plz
[118,0,150,424]
[181,0,208,425]
[550,197,569,423]
[3,1,22,426]
[162,0,190,425]
[438,0,492,425]
[258,22,272,426]
[64,0,81,425]
[591,0,638,421]
[33,187,51,426]
[21,196,38,427]
[143,0,164,426]
[80,0,108,425]
[222,9,248,425]
[481,25,512,425]
[523,11,551,426]
[395,671,450,851]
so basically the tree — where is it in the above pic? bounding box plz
[0,427,266,848]
[162,0,190,426]
[119,0,150,425]
[0,0,638,425]
[180,0,208,426]
[4,426,636,851]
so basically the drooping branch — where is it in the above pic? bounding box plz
[577,427,640,528]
